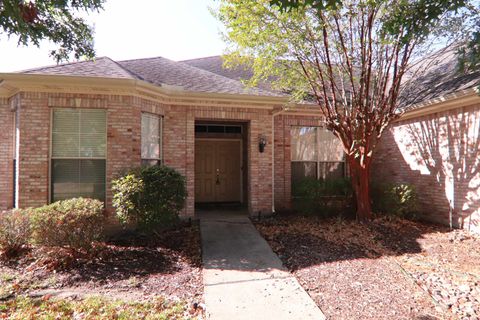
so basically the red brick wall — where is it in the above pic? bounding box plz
[2,90,331,218]
[373,103,480,233]
[164,105,276,216]
[16,92,50,208]
[162,107,192,215]
[5,91,283,217]
[6,92,165,211]
[0,98,14,210]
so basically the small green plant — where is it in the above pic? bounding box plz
[0,210,31,258]
[292,177,352,216]
[371,183,418,218]
[112,165,187,232]
[30,198,106,250]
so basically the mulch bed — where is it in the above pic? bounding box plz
[253,215,479,320]
[0,222,203,305]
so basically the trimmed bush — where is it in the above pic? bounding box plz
[112,165,187,231]
[0,210,31,257]
[111,173,144,225]
[30,198,106,250]
[292,177,352,216]
[371,183,418,218]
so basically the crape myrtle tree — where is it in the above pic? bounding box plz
[216,0,478,220]
[0,0,105,62]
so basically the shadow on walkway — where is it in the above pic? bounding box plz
[200,211,325,320]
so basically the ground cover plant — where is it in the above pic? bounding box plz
[254,215,480,319]
[1,295,195,320]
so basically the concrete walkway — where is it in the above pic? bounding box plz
[200,211,325,320]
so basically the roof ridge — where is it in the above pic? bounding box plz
[179,55,222,62]
[118,56,174,63]
[108,58,145,81]
[17,56,111,73]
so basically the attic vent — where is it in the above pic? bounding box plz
[195,124,242,134]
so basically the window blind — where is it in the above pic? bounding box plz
[51,108,106,202]
[317,129,344,162]
[141,113,162,162]
[291,127,317,161]
[52,108,106,158]
[291,126,346,184]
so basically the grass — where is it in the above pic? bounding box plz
[1,295,192,320]
[1,273,15,282]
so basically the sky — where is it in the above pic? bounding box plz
[0,0,225,72]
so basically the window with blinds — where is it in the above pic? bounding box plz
[51,108,106,202]
[141,113,162,166]
[291,126,345,186]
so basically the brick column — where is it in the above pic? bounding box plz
[17,93,50,208]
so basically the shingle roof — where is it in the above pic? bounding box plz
[17,47,479,104]
[184,51,480,108]
[118,56,279,96]
[181,56,279,93]
[17,55,282,97]
[401,46,480,108]
[181,56,254,82]
[21,57,136,79]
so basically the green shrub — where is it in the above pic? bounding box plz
[30,198,106,250]
[292,177,352,216]
[111,173,144,225]
[0,210,31,257]
[112,165,187,231]
[371,183,418,218]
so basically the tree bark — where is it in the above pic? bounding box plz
[348,156,372,221]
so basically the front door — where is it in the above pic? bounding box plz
[195,139,241,203]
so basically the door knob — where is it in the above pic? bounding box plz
[216,169,220,185]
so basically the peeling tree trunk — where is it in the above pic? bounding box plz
[348,156,372,221]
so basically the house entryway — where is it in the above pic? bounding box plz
[194,122,247,210]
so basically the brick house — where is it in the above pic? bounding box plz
[0,51,479,232]
[0,56,339,218]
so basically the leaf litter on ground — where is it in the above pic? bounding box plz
[254,215,479,320]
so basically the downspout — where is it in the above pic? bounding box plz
[13,104,20,209]
[271,107,287,213]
